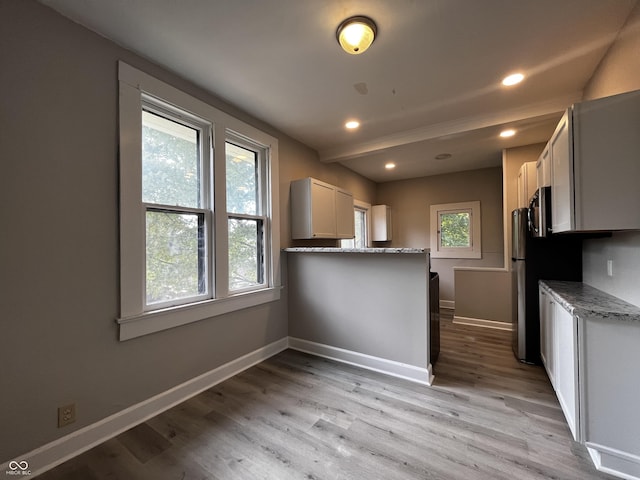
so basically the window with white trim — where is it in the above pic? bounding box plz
[430,201,481,259]
[226,139,268,292]
[118,62,280,341]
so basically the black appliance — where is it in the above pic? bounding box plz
[429,271,440,365]
[529,186,551,237]
[512,207,582,363]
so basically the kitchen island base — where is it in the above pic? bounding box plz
[285,248,433,385]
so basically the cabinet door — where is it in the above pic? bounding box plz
[554,302,579,441]
[372,205,392,241]
[545,295,556,388]
[537,145,551,189]
[539,290,551,375]
[550,110,574,233]
[335,188,354,239]
[517,167,525,208]
[310,180,336,238]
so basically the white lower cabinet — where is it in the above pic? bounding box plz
[540,282,640,480]
[539,288,580,441]
[580,314,640,480]
[554,303,578,441]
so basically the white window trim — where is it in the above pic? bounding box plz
[430,201,481,259]
[117,61,280,341]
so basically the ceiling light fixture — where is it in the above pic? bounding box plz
[385,162,396,170]
[345,120,360,130]
[502,73,525,86]
[336,16,377,55]
[500,129,516,138]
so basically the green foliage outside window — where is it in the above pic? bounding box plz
[142,111,205,304]
[440,211,471,248]
[226,142,264,291]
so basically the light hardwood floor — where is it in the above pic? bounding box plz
[38,312,615,479]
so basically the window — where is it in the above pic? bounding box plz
[118,62,280,340]
[142,106,210,309]
[430,201,481,258]
[226,140,267,291]
[340,201,371,249]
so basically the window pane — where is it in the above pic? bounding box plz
[226,142,258,215]
[440,211,471,248]
[146,210,206,305]
[142,110,200,208]
[228,218,263,290]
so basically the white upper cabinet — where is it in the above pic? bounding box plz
[335,187,356,239]
[371,205,392,242]
[536,145,551,190]
[517,161,537,208]
[290,177,354,239]
[550,89,640,233]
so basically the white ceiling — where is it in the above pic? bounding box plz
[40,0,637,182]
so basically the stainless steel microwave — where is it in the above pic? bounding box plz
[529,186,551,237]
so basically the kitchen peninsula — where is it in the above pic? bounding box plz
[284,248,434,385]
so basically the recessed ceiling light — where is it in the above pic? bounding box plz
[434,153,452,160]
[385,162,396,170]
[502,73,524,86]
[500,129,516,138]
[345,120,360,130]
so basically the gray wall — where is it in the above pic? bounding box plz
[581,1,640,307]
[0,0,374,462]
[375,167,504,303]
[287,253,428,368]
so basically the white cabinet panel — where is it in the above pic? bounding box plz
[550,89,640,232]
[371,205,392,241]
[550,112,573,233]
[554,302,579,441]
[335,188,355,239]
[536,145,551,190]
[309,180,336,237]
[539,286,579,442]
[517,161,537,208]
[290,177,354,239]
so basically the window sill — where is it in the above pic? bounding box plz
[117,286,282,341]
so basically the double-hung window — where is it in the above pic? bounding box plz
[118,62,280,341]
[226,139,267,292]
[142,103,211,309]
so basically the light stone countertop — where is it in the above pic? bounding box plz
[283,247,429,254]
[539,280,640,323]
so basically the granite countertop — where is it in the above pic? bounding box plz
[283,247,429,254]
[539,280,640,323]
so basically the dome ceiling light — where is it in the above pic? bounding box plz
[336,16,377,55]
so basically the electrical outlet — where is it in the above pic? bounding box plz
[58,403,76,428]
[607,259,613,277]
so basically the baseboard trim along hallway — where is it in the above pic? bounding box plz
[453,315,514,331]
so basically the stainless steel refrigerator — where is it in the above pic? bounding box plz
[511,208,582,363]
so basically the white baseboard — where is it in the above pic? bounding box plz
[440,300,455,310]
[453,315,514,331]
[586,442,640,480]
[288,337,433,386]
[2,337,288,478]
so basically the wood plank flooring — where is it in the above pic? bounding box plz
[38,312,615,479]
